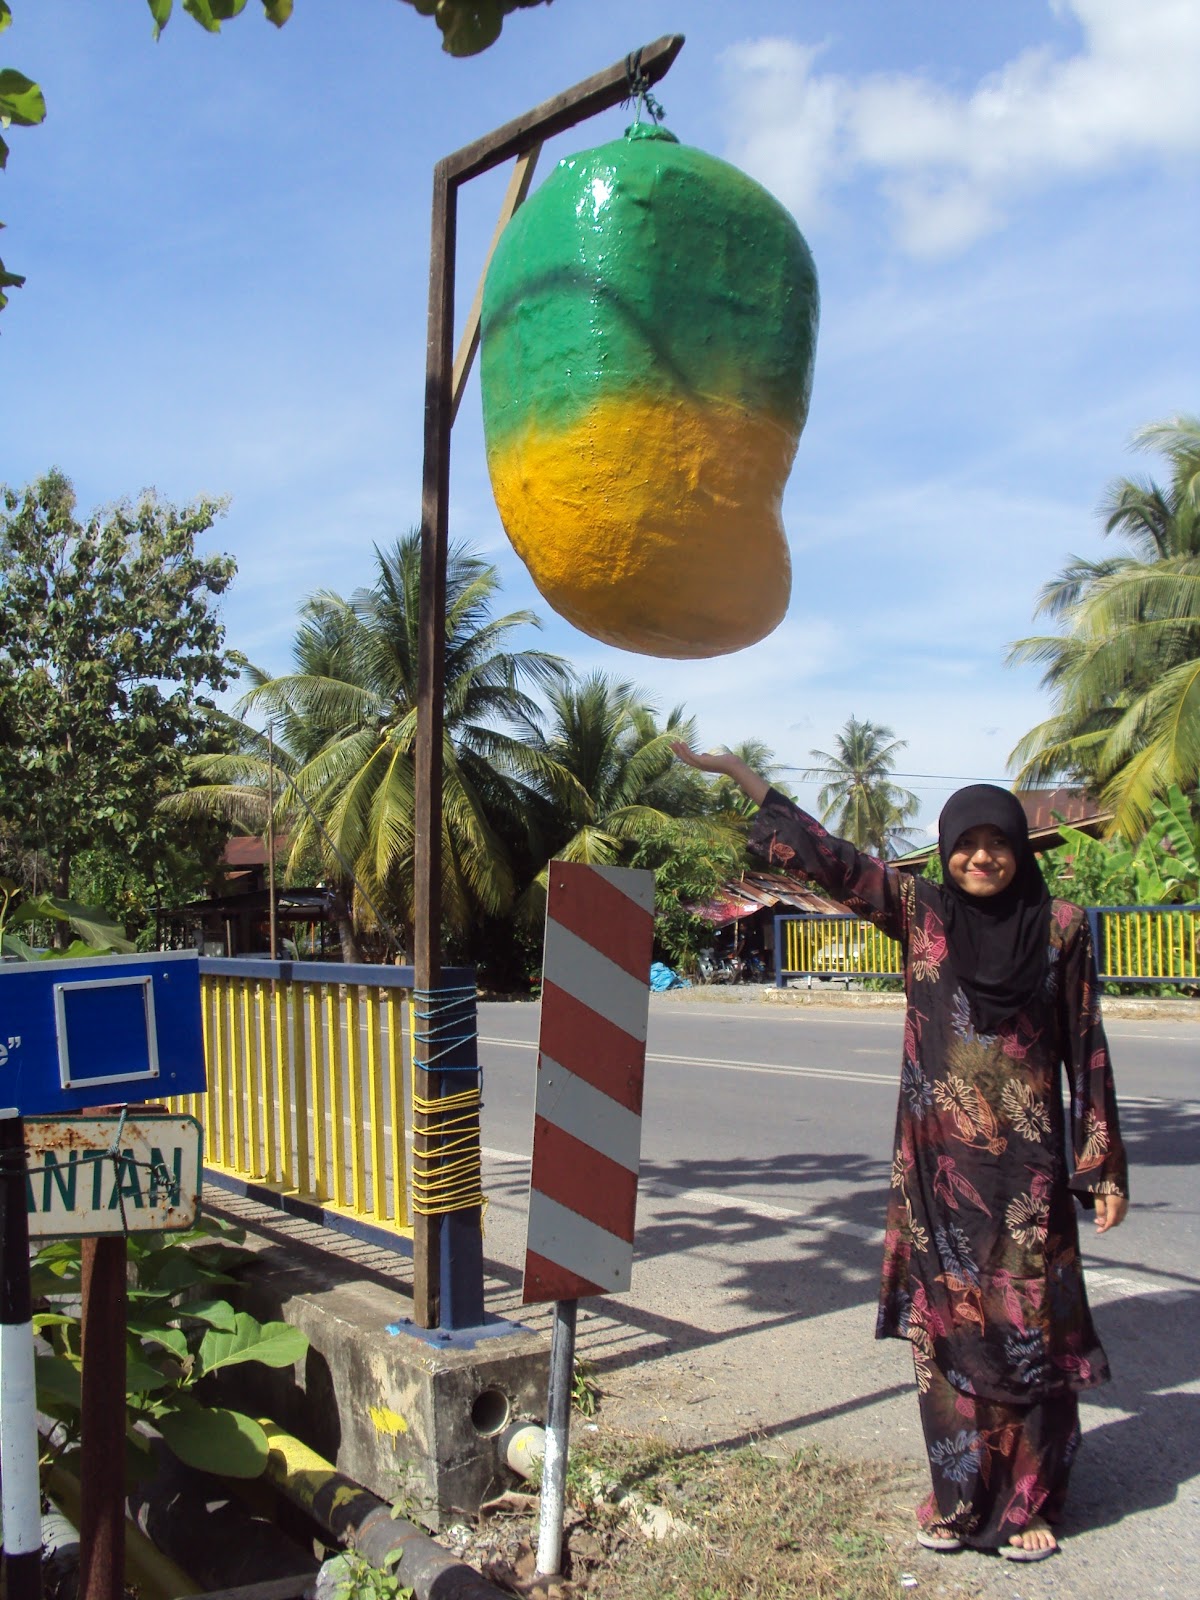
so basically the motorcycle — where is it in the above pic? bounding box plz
[696,947,739,984]
[696,947,762,984]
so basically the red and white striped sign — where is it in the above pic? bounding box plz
[522,863,655,1305]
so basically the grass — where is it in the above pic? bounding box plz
[581,1438,908,1600]
[475,1431,925,1599]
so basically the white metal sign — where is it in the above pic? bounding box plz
[23,1115,203,1238]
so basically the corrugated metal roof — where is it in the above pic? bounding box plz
[689,871,850,923]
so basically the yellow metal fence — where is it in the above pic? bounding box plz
[779,916,903,982]
[1092,906,1200,985]
[776,907,1200,987]
[167,958,430,1237]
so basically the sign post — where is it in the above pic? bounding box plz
[0,952,207,1600]
[520,864,655,1576]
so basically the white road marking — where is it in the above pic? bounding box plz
[481,1036,1199,1104]
[481,1145,882,1240]
[482,1148,1194,1303]
[479,1034,896,1087]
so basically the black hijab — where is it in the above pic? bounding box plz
[937,784,1051,1033]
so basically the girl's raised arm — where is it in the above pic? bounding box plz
[670,742,910,943]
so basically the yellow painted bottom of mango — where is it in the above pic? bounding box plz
[486,393,796,657]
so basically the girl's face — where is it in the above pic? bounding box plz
[948,824,1017,896]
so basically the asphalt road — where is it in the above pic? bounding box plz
[474,992,1200,1600]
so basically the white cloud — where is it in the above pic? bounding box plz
[723,0,1200,255]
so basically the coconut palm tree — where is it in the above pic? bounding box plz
[1008,415,1200,834]
[803,716,919,856]
[172,534,566,956]
[506,674,732,921]
[518,675,706,864]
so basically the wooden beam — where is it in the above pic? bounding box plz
[412,162,455,1330]
[443,34,684,186]
[450,144,541,425]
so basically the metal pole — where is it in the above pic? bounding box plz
[410,33,685,1332]
[0,1115,43,1600]
[79,1235,127,1600]
[266,723,279,960]
[535,1298,577,1578]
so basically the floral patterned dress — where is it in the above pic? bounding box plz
[749,791,1128,1546]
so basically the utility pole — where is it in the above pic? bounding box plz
[266,723,278,960]
[411,35,685,1328]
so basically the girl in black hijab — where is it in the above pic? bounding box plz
[673,743,1128,1563]
[936,783,1052,1034]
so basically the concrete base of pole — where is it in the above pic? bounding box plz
[213,1235,548,1527]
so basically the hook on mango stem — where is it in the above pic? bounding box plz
[623,47,666,126]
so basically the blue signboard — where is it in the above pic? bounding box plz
[0,952,206,1116]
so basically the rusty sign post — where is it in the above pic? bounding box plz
[412,31,685,1332]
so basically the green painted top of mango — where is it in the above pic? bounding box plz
[480,122,819,450]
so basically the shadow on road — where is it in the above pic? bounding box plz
[483,1145,892,1376]
[1064,1286,1200,1536]
[1112,1098,1200,1168]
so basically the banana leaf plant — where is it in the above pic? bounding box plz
[34,1218,309,1481]
[0,878,134,959]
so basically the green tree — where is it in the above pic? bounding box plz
[629,830,742,973]
[146,0,553,56]
[519,675,709,867]
[803,716,919,856]
[512,675,731,934]
[708,738,792,819]
[1008,415,1200,835]
[0,3,46,311]
[227,533,565,957]
[0,471,242,933]
[1037,784,1200,906]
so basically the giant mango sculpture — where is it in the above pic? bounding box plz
[479,122,819,659]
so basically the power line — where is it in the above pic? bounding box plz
[781,767,1019,785]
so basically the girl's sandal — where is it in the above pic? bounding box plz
[1001,1540,1057,1562]
[1001,1519,1058,1562]
[917,1526,963,1552]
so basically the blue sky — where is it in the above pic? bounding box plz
[4,0,1198,832]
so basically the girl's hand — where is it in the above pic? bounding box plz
[670,741,770,806]
[671,740,736,776]
[1094,1194,1128,1232]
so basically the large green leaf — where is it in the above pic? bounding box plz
[176,1296,239,1330]
[33,1312,77,1335]
[1152,784,1200,886]
[131,1293,237,1332]
[198,1313,307,1375]
[130,1323,190,1362]
[126,1354,178,1394]
[0,69,46,127]
[159,1404,269,1477]
[36,1353,82,1409]
[137,1248,236,1295]
[48,899,136,952]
